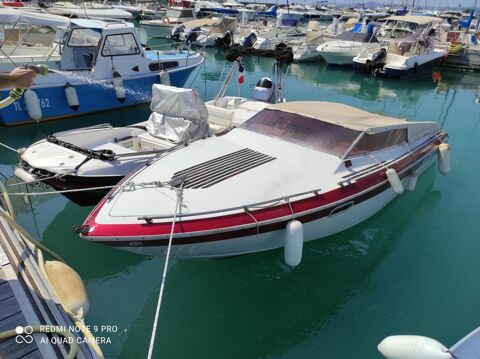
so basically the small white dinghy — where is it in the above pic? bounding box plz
[77,101,450,260]
[15,85,269,205]
[378,326,480,359]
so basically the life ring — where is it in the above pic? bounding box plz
[162,16,170,24]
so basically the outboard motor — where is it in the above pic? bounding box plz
[215,31,233,49]
[240,32,257,48]
[170,25,185,41]
[253,77,275,103]
[185,27,201,44]
[367,48,387,74]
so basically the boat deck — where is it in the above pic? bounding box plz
[0,205,99,359]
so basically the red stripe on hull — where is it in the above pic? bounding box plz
[82,134,446,245]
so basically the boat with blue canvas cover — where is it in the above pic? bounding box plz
[0,15,203,126]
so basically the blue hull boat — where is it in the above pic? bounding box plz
[0,18,203,126]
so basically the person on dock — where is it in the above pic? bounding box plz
[0,68,37,89]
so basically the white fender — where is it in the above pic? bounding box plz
[14,167,36,184]
[160,69,170,86]
[112,74,126,103]
[64,83,79,111]
[406,172,418,191]
[45,260,89,319]
[438,143,451,175]
[24,89,42,121]
[386,168,404,195]
[284,220,303,267]
[378,335,454,359]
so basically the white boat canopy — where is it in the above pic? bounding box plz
[384,15,443,25]
[0,8,71,28]
[266,101,438,143]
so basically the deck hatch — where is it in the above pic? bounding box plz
[171,148,276,188]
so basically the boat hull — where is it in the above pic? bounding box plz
[45,174,122,206]
[83,144,439,258]
[140,23,175,39]
[0,67,197,126]
[353,54,445,79]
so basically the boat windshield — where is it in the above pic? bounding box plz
[242,109,360,156]
[165,9,182,19]
[68,28,101,47]
[336,32,377,42]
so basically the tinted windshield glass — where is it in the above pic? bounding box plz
[337,31,377,42]
[350,129,407,155]
[243,109,360,156]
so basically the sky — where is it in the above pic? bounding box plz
[332,0,478,8]
[273,1,479,9]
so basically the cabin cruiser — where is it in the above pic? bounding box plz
[0,18,203,125]
[15,47,292,205]
[317,31,380,66]
[76,101,450,258]
[353,16,447,79]
[46,1,133,20]
[140,7,196,39]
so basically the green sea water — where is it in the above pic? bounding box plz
[1,45,480,358]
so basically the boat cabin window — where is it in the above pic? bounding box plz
[67,28,102,69]
[166,9,193,18]
[243,109,360,156]
[149,61,179,71]
[349,129,407,155]
[180,9,194,17]
[68,28,101,47]
[102,33,140,57]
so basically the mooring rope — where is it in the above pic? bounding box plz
[7,185,118,197]
[0,141,19,153]
[147,183,184,359]
[7,171,72,187]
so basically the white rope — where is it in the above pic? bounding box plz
[7,179,175,197]
[147,184,183,359]
[7,171,72,187]
[0,141,18,153]
[8,185,118,196]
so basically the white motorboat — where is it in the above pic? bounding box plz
[0,9,66,66]
[0,17,203,125]
[140,7,196,39]
[15,47,292,205]
[317,31,380,66]
[171,16,237,48]
[46,1,133,20]
[77,101,450,259]
[353,16,447,79]
[292,15,361,62]
[378,326,480,359]
[293,25,329,62]
[15,85,269,205]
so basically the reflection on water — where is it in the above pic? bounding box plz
[0,45,479,359]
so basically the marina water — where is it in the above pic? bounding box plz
[1,44,479,358]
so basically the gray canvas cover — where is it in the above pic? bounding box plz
[147,84,210,143]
